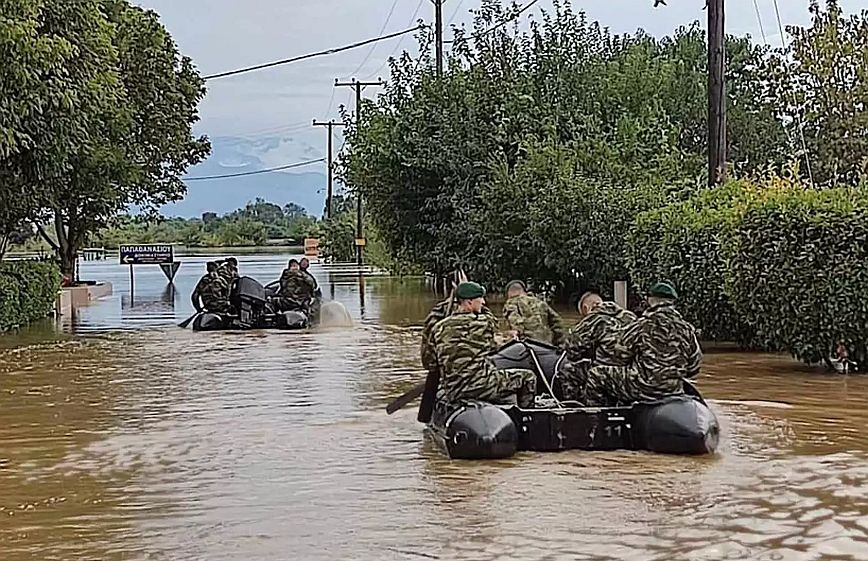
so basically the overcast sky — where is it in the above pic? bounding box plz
[135,0,868,160]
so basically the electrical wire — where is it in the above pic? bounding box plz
[770,0,816,187]
[204,25,425,80]
[185,158,326,181]
[365,0,426,80]
[350,0,401,77]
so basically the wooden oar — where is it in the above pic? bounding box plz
[178,312,200,329]
[386,381,426,415]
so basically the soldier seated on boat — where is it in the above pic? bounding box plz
[274,258,317,313]
[191,261,233,314]
[432,282,536,408]
[557,291,636,402]
[502,280,566,346]
[217,257,239,287]
[585,282,702,406]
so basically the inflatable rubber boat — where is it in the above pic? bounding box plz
[193,276,320,331]
[427,339,720,460]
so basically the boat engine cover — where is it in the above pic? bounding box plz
[445,402,518,460]
[640,397,720,455]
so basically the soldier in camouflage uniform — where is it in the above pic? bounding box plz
[558,291,637,402]
[275,258,316,312]
[585,282,702,406]
[433,282,536,408]
[502,280,566,346]
[217,257,239,286]
[191,261,232,314]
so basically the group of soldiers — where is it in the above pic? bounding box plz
[421,277,702,409]
[190,257,239,314]
[191,256,319,316]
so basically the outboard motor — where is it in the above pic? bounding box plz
[232,276,267,328]
[443,402,518,460]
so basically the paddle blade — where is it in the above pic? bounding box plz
[386,381,426,415]
[178,312,199,329]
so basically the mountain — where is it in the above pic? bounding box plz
[161,135,340,218]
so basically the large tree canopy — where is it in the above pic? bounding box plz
[0,0,209,272]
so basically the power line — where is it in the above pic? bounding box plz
[447,0,466,25]
[350,0,401,77]
[366,0,426,80]
[770,0,815,188]
[185,158,326,181]
[204,25,425,80]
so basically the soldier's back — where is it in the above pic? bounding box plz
[505,294,553,342]
[433,312,497,400]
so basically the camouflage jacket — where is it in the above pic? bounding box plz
[217,262,238,285]
[432,310,499,403]
[193,272,230,311]
[279,269,316,302]
[420,297,496,370]
[503,294,566,346]
[566,301,637,363]
[598,302,702,398]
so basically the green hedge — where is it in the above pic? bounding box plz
[725,182,868,366]
[0,260,61,332]
[626,182,754,343]
[627,175,868,366]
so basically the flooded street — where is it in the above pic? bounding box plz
[2,254,868,560]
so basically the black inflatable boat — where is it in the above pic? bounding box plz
[193,276,320,331]
[427,339,720,460]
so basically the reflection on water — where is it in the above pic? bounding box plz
[1,254,868,560]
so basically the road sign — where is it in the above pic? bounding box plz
[119,244,174,265]
[160,262,181,282]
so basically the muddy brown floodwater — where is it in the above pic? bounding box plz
[2,254,868,561]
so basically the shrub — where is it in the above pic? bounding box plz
[724,177,868,365]
[0,260,61,332]
[626,181,753,342]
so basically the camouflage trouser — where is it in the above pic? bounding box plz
[583,365,636,407]
[558,360,588,402]
[453,367,537,408]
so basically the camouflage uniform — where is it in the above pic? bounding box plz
[421,296,496,370]
[276,269,316,311]
[433,311,537,408]
[559,301,637,402]
[503,294,566,346]
[194,271,232,314]
[217,262,239,286]
[586,301,702,405]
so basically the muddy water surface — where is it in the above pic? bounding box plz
[1,254,867,560]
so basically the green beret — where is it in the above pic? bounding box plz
[649,281,678,300]
[456,281,486,300]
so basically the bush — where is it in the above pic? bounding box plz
[0,260,61,332]
[626,182,753,342]
[724,177,868,366]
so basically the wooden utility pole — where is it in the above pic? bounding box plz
[707,0,726,187]
[432,0,444,76]
[312,119,347,219]
[334,78,385,267]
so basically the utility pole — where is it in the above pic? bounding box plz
[334,78,385,267]
[707,0,726,187]
[432,0,444,76]
[312,119,346,219]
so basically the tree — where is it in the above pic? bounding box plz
[30,1,209,275]
[337,1,783,288]
[766,0,868,186]
[0,0,122,262]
